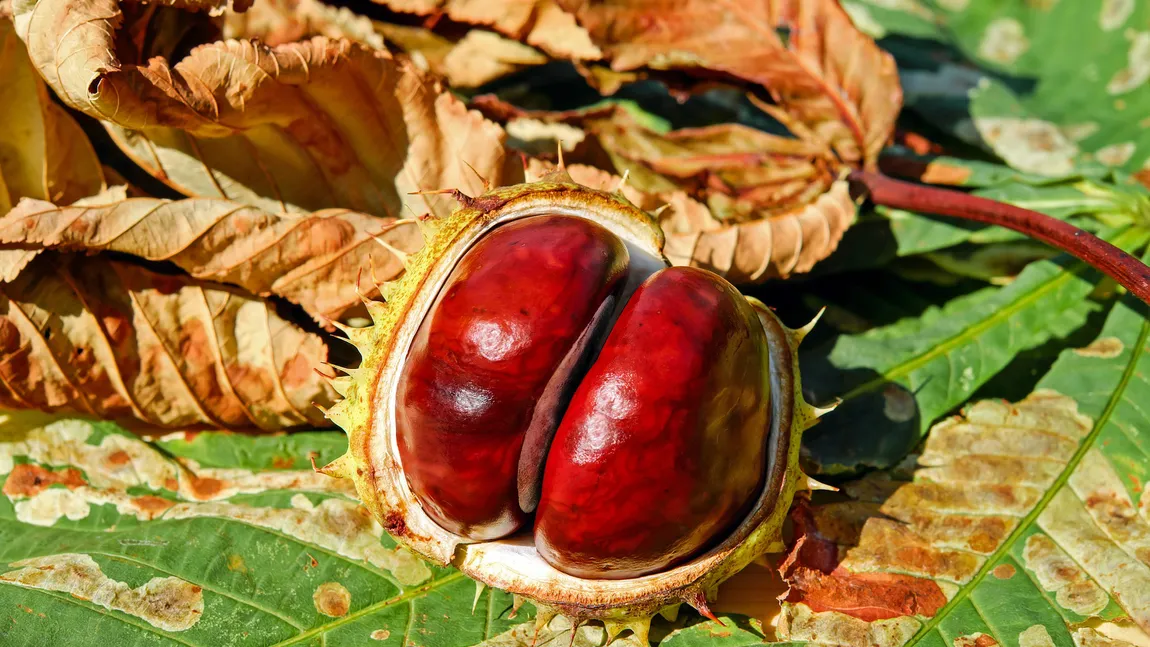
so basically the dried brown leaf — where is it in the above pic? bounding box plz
[517,108,857,282]
[12,0,521,216]
[0,253,335,430]
[558,0,902,167]
[0,197,422,325]
[371,0,600,60]
[0,17,104,213]
[223,0,548,88]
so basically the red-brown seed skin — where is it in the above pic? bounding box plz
[534,267,771,579]
[397,215,629,540]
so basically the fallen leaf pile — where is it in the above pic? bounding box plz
[0,0,902,430]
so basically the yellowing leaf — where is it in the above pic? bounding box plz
[0,253,335,430]
[0,197,422,325]
[12,0,521,216]
[559,0,902,168]
[0,16,103,213]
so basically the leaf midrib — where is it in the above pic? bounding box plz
[270,571,466,647]
[907,301,1150,644]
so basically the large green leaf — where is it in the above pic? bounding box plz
[0,418,531,646]
[802,226,1148,474]
[777,258,1150,645]
[850,0,1150,179]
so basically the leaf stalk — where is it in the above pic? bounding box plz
[849,170,1150,305]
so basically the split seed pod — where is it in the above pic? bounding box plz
[316,169,828,642]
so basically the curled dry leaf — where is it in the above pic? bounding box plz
[223,0,550,88]
[0,17,103,213]
[0,197,423,325]
[12,0,520,217]
[0,253,336,430]
[518,108,857,282]
[559,0,902,169]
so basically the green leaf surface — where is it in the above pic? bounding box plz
[857,0,1150,177]
[778,249,1150,646]
[0,418,530,646]
[801,226,1148,474]
[905,259,1150,645]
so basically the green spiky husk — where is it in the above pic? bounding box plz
[317,175,827,643]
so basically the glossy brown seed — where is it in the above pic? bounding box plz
[534,267,771,578]
[396,215,629,540]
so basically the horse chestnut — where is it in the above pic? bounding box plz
[535,266,770,578]
[397,215,629,540]
[318,175,821,640]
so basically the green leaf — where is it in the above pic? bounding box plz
[777,250,1150,645]
[801,226,1148,474]
[0,417,531,646]
[858,0,1150,177]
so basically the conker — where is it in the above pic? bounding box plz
[317,176,820,637]
[397,216,771,577]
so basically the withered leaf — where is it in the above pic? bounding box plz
[370,0,601,60]
[12,0,520,217]
[0,197,422,325]
[224,0,550,88]
[558,0,902,168]
[0,16,104,213]
[0,253,336,430]
[520,110,857,282]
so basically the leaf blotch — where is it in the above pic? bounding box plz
[991,564,1016,580]
[1074,337,1125,359]
[370,629,391,640]
[2,464,86,496]
[1022,533,1108,616]
[1,554,203,632]
[313,582,351,617]
[954,633,998,647]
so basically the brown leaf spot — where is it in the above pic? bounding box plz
[313,582,351,617]
[370,630,391,641]
[187,476,224,500]
[2,464,86,497]
[131,496,175,519]
[271,456,296,469]
[954,633,999,647]
[226,554,248,574]
[780,503,947,622]
[992,564,1016,579]
[106,450,132,467]
[1074,337,1124,358]
[921,162,973,186]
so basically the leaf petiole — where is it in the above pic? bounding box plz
[849,170,1150,304]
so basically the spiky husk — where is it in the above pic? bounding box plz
[317,173,829,643]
